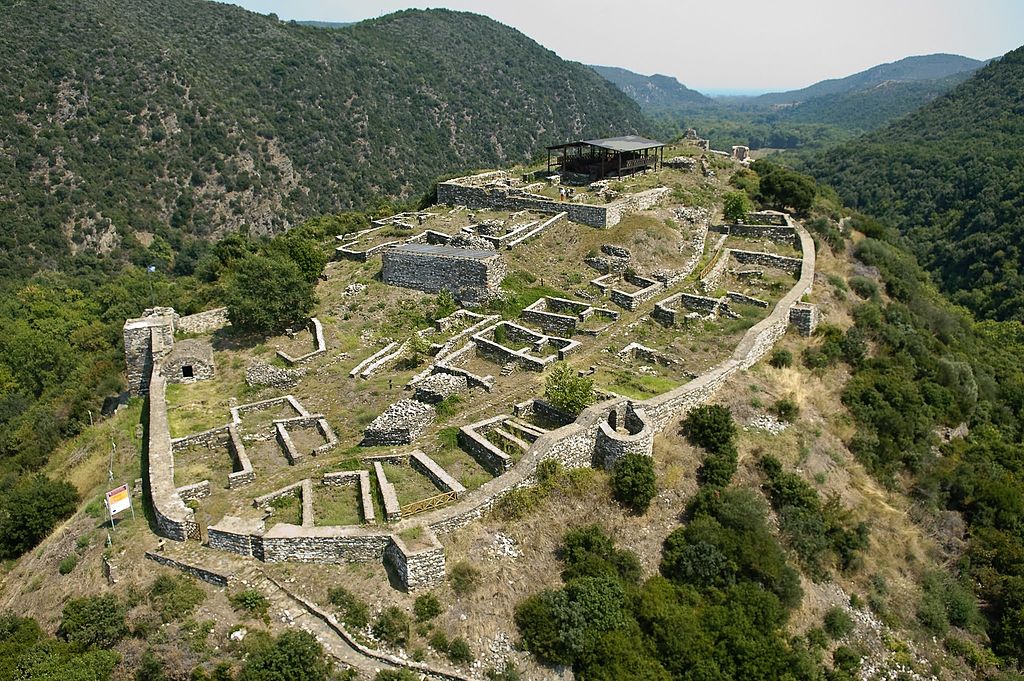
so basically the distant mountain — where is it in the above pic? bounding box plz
[774,71,976,131]
[750,53,985,106]
[590,65,714,111]
[0,1,644,280]
[293,20,355,29]
[808,46,1023,321]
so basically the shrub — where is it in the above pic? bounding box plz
[429,630,450,653]
[699,445,739,487]
[449,561,481,596]
[771,396,800,422]
[681,405,736,454]
[611,452,657,514]
[150,574,206,622]
[413,593,442,622]
[447,637,474,664]
[769,348,793,369]
[848,276,878,300]
[58,594,128,650]
[373,607,410,647]
[224,254,317,334]
[328,587,370,630]
[0,474,80,560]
[823,607,854,639]
[544,364,595,416]
[136,649,166,681]
[561,525,641,585]
[58,554,79,575]
[238,630,331,681]
[229,589,269,621]
[375,671,419,681]
[723,191,752,223]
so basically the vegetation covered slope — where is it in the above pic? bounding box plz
[807,45,1024,321]
[0,0,644,280]
[590,65,714,111]
[749,53,985,105]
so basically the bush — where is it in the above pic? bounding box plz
[429,630,450,653]
[611,452,657,514]
[447,637,474,664]
[681,405,736,454]
[229,589,270,621]
[375,671,419,681]
[238,630,331,681]
[328,587,370,630]
[823,607,854,639]
[373,607,410,647]
[544,364,595,416]
[58,594,128,650]
[769,348,793,368]
[723,191,752,223]
[771,396,800,422]
[58,554,79,575]
[413,593,442,622]
[136,649,166,681]
[561,525,641,584]
[150,574,206,622]
[699,445,739,487]
[224,254,317,334]
[449,561,481,596]
[0,474,80,560]
[848,276,878,300]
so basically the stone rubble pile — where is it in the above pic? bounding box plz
[585,243,632,274]
[413,373,468,404]
[746,413,788,435]
[664,155,698,170]
[449,233,496,250]
[673,206,711,225]
[362,399,435,446]
[489,532,522,559]
[245,360,307,389]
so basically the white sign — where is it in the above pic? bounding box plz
[105,484,131,516]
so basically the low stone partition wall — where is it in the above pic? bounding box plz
[176,307,230,335]
[700,247,731,292]
[727,291,769,308]
[605,187,671,225]
[276,318,327,365]
[274,415,338,457]
[653,292,732,325]
[410,450,466,496]
[275,422,302,464]
[323,470,376,523]
[514,398,577,427]
[176,480,210,503]
[230,395,308,426]
[350,341,403,379]
[472,321,579,371]
[744,210,790,226]
[208,516,265,560]
[146,371,199,541]
[363,399,435,446]
[253,480,306,509]
[504,211,566,248]
[227,423,255,488]
[145,551,231,587]
[385,531,446,591]
[731,249,802,275]
[458,415,514,476]
[596,404,654,469]
[431,343,495,391]
[374,462,402,521]
[520,296,619,337]
[618,342,681,368]
[170,424,231,452]
[262,524,391,563]
[610,273,663,311]
[789,302,820,336]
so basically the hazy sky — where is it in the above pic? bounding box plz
[221,0,1024,92]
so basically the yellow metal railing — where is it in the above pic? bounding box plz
[401,490,458,517]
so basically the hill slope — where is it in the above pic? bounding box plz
[591,64,714,111]
[808,45,1024,321]
[0,0,644,280]
[751,53,985,105]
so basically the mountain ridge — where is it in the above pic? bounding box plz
[589,64,714,111]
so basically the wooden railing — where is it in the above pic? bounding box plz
[697,242,727,280]
[401,490,458,517]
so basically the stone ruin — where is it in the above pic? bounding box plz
[123,306,229,396]
[362,399,435,446]
[245,360,307,389]
[161,338,215,385]
[731,145,750,162]
[380,243,508,305]
[585,243,632,274]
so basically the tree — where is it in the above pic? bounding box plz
[544,364,595,416]
[223,254,317,334]
[268,233,328,284]
[58,595,128,650]
[238,630,332,681]
[611,453,657,514]
[681,405,736,454]
[0,474,79,559]
[723,191,752,223]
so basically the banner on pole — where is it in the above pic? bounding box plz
[105,484,131,516]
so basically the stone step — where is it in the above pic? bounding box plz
[491,427,530,452]
[504,419,545,442]
[499,362,519,376]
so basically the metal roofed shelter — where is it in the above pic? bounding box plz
[546,135,666,180]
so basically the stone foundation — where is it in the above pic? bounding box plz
[381,244,507,304]
[363,400,435,446]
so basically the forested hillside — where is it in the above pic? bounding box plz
[589,65,713,111]
[0,0,643,280]
[808,45,1024,321]
[749,53,985,105]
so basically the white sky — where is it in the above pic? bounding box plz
[219,0,1024,92]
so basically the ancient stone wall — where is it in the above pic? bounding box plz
[384,533,446,591]
[381,245,507,304]
[731,249,803,274]
[457,416,513,476]
[595,405,654,469]
[176,480,210,503]
[363,400,434,446]
[176,307,230,335]
[146,371,199,541]
[145,551,230,587]
[610,273,663,311]
[227,424,255,488]
[276,318,327,365]
[789,302,820,336]
[410,450,466,496]
[261,525,391,563]
[123,316,175,396]
[208,516,265,559]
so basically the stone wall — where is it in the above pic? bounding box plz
[384,532,446,591]
[410,450,466,496]
[731,249,803,274]
[171,424,231,452]
[323,470,375,523]
[381,245,507,304]
[176,480,210,503]
[700,248,731,292]
[595,404,654,469]
[374,462,402,521]
[123,315,174,396]
[789,302,820,336]
[227,424,255,488]
[610,273,663,311]
[457,416,513,476]
[261,524,391,563]
[727,291,769,308]
[363,399,435,446]
[145,551,231,587]
[208,516,265,559]
[176,307,230,335]
[146,371,199,541]
[276,318,327,365]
